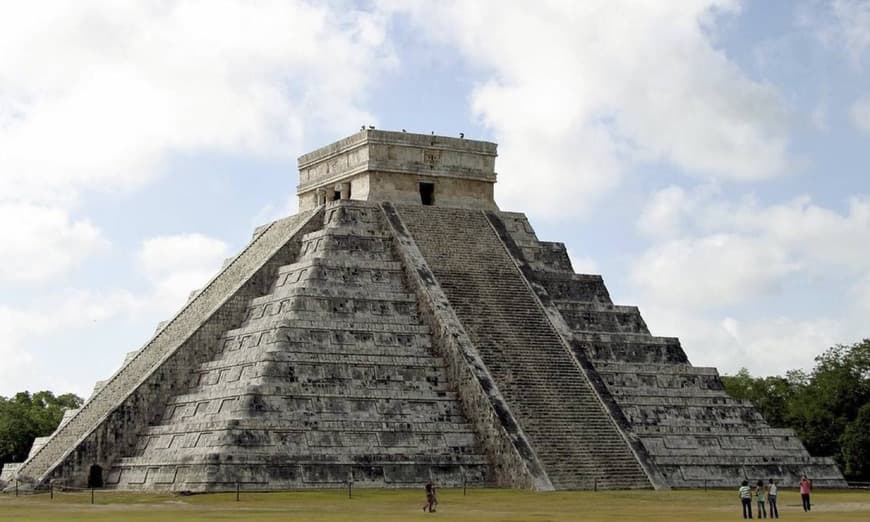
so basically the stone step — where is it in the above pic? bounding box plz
[277,257,402,273]
[594,362,717,375]
[165,383,461,405]
[130,442,485,458]
[141,419,478,436]
[613,394,754,407]
[200,350,446,371]
[301,228,394,243]
[273,264,406,292]
[225,319,430,337]
[117,452,488,466]
[634,425,798,437]
[239,309,421,330]
[249,287,416,306]
[206,346,439,368]
[397,205,651,490]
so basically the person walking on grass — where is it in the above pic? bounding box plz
[423,481,438,513]
[755,480,767,518]
[767,479,779,518]
[739,480,754,519]
[799,475,812,512]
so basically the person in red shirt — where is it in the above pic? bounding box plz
[799,475,813,512]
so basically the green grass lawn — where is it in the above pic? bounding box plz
[1,488,868,521]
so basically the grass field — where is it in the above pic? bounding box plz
[1,488,868,521]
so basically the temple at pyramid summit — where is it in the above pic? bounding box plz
[1,130,846,492]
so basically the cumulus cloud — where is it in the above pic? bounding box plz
[566,250,598,274]
[386,0,791,218]
[628,188,870,374]
[0,1,392,206]
[0,203,107,283]
[138,233,230,312]
[637,187,870,273]
[640,304,848,376]
[0,290,140,396]
[631,234,798,308]
[851,96,870,134]
[832,0,870,65]
[851,271,870,314]
[0,1,393,283]
[0,232,230,396]
[797,0,870,66]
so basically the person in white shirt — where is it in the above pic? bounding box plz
[767,479,779,518]
[739,480,753,519]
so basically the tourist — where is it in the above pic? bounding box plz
[423,481,438,513]
[799,475,812,512]
[755,480,767,518]
[767,479,779,518]
[739,480,754,519]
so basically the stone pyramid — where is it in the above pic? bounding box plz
[3,130,845,492]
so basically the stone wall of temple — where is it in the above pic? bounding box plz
[492,210,846,488]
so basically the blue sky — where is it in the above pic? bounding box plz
[1,0,869,398]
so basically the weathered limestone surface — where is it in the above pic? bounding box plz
[105,201,488,491]
[381,202,552,491]
[9,131,846,491]
[0,463,20,488]
[297,130,498,211]
[13,209,322,488]
[494,211,846,488]
[395,205,653,490]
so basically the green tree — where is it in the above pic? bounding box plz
[0,391,83,465]
[789,340,870,461]
[721,368,796,427]
[722,340,870,480]
[840,403,870,480]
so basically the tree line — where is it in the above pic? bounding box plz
[0,391,83,465]
[722,339,870,481]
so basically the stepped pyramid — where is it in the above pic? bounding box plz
[3,130,845,491]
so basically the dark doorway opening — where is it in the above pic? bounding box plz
[420,183,435,205]
[332,190,341,201]
[87,464,104,488]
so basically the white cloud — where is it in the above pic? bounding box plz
[386,0,790,218]
[0,1,393,287]
[811,99,829,131]
[637,188,870,274]
[0,289,140,396]
[636,185,722,240]
[628,188,870,375]
[631,234,798,308]
[0,232,230,396]
[851,271,870,314]
[798,0,870,67]
[138,233,230,312]
[566,250,598,274]
[0,1,393,207]
[851,96,870,134]
[0,203,107,283]
[833,0,870,65]
[251,194,299,230]
[641,304,848,377]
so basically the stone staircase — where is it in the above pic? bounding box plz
[107,201,488,491]
[395,205,651,490]
[494,211,846,488]
[11,210,321,489]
